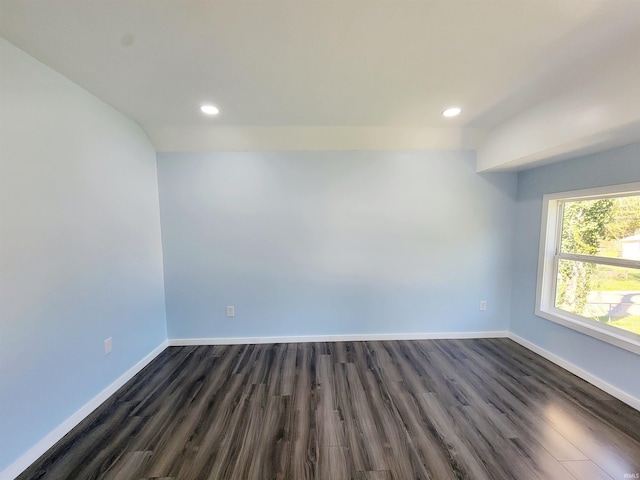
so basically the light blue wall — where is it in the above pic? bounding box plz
[157,151,517,339]
[0,39,167,471]
[512,142,640,401]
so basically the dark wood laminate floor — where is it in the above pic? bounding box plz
[17,338,640,480]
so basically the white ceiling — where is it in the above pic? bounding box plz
[2,0,640,166]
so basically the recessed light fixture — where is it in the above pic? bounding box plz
[442,107,461,117]
[200,105,219,115]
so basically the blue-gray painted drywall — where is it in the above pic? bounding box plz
[0,39,167,471]
[512,142,640,400]
[157,151,517,339]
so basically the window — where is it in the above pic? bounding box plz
[536,182,640,354]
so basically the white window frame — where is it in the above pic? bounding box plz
[536,182,640,355]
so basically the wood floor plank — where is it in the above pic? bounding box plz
[289,343,316,480]
[102,451,152,480]
[16,339,640,480]
[354,471,392,480]
[317,447,349,480]
[561,460,614,480]
[339,362,387,471]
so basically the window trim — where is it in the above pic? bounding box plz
[535,182,640,355]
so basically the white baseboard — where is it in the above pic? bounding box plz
[0,341,168,480]
[168,330,509,346]
[507,332,640,411]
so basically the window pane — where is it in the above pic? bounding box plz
[560,195,640,259]
[555,260,640,336]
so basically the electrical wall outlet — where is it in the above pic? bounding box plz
[480,300,487,311]
[226,306,235,317]
[104,337,112,355]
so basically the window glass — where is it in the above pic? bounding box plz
[555,260,640,336]
[552,192,640,340]
[560,195,640,259]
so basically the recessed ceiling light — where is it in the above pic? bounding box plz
[201,105,219,115]
[442,107,461,117]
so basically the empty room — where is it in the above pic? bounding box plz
[1,1,640,479]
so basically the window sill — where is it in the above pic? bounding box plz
[535,306,640,355]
